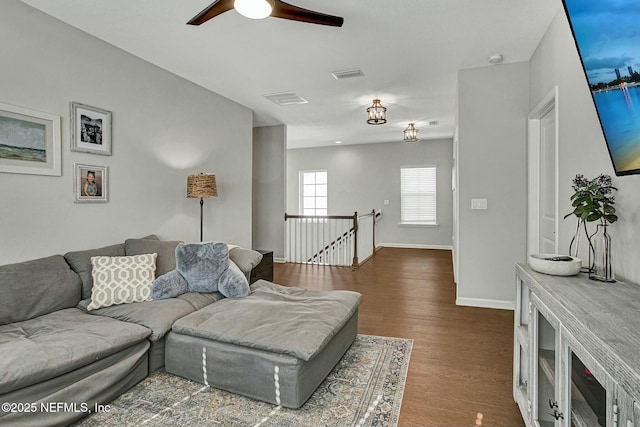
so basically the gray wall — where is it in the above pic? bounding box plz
[286,139,453,248]
[252,125,286,259]
[0,0,253,264]
[456,61,530,308]
[530,10,640,285]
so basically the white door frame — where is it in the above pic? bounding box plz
[452,126,459,283]
[527,86,559,255]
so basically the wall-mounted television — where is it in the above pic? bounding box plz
[563,0,640,176]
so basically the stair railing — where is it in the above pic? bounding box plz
[284,209,377,268]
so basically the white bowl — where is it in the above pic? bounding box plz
[528,254,582,276]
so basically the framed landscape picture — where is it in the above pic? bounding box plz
[71,102,112,155]
[0,102,61,176]
[74,163,108,203]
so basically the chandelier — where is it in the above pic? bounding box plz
[366,99,387,125]
[403,123,419,142]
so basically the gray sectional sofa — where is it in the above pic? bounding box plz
[0,235,261,427]
[0,235,362,427]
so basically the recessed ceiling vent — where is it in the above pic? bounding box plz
[331,68,364,80]
[264,92,308,106]
[428,120,440,126]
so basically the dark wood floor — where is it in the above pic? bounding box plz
[273,247,524,427]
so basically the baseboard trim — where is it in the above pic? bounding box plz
[456,297,514,311]
[274,257,287,264]
[379,243,453,251]
[357,253,375,266]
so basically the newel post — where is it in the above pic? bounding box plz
[352,211,359,269]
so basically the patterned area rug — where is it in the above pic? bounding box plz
[74,334,412,427]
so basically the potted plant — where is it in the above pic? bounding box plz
[564,173,617,281]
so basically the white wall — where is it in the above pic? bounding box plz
[0,0,253,264]
[287,139,453,248]
[456,61,530,309]
[252,125,286,259]
[530,10,640,285]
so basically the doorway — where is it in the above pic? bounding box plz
[528,86,559,255]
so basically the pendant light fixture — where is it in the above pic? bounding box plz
[366,99,387,125]
[403,123,419,142]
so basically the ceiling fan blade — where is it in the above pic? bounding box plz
[272,0,344,27]
[187,0,235,25]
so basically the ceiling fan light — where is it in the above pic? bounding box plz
[234,0,273,19]
[366,99,387,125]
[403,123,419,142]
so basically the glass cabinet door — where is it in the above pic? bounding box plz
[514,278,531,411]
[517,344,529,390]
[568,350,606,427]
[534,307,559,427]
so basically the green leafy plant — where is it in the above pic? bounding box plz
[564,174,618,224]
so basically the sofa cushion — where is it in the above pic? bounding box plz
[64,244,126,300]
[80,298,196,342]
[0,308,150,394]
[171,280,361,361]
[124,238,182,277]
[0,255,81,325]
[87,254,157,311]
[176,291,225,311]
[63,236,159,300]
[229,247,263,280]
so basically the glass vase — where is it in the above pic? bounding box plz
[569,219,593,272]
[589,223,615,282]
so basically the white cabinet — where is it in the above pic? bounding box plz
[514,264,640,427]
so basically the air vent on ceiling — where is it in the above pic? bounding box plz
[264,92,308,106]
[331,68,364,80]
[428,120,440,126]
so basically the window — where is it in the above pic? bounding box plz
[301,170,327,216]
[400,166,437,225]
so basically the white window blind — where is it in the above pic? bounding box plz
[401,166,437,224]
[301,170,327,216]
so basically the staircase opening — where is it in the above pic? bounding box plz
[284,210,380,268]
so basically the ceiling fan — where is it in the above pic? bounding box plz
[187,0,344,27]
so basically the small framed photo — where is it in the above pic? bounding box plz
[0,102,61,176]
[70,102,112,155]
[74,163,108,203]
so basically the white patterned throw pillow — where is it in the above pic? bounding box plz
[87,253,157,311]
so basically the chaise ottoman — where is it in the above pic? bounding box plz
[165,280,361,408]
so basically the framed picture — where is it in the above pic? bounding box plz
[70,102,112,155]
[74,163,108,203]
[0,102,61,176]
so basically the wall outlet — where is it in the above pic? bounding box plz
[471,198,488,210]
[383,200,390,206]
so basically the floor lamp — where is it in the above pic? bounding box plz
[187,173,218,242]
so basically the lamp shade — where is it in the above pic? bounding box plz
[187,173,218,198]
